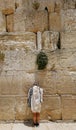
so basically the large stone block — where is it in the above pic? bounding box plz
[61,95,76,120]
[49,12,62,32]
[0,51,36,72]
[24,10,48,33]
[42,31,59,51]
[0,0,15,10]
[61,9,76,32]
[2,8,14,15]
[0,72,35,95]
[6,14,14,32]
[61,31,76,49]
[36,71,57,95]
[15,0,29,10]
[0,97,15,120]
[0,32,36,51]
[54,0,63,13]
[15,96,32,120]
[55,70,76,94]
[14,8,26,32]
[0,76,22,95]
[63,0,75,9]
[41,95,61,120]
[37,31,42,50]
[14,9,48,33]
[0,12,6,32]
[23,0,55,13]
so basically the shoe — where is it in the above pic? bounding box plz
[36,123,39,127]
[32,123,36,127]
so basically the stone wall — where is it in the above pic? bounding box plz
[0,0,76,121]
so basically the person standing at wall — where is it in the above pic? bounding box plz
[27,82,43,127]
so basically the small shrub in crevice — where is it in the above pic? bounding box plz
[36,51,48,70]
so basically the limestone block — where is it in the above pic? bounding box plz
[24,11,48,33]
[2,8,14,15]
[14,21,25,32]
[14,8,26,32]
[0,76,23,95]
[24,0,55,13]
[54,0,63,13]
[41,95,61,120]
[0,12,6,32]
[36,71,57,95]
[0,0,15,10]
[64,0,75,9]
[15,96,32,120]
[49,109,62,120]
[0,32,36,51]
[61,9,76,32]
[15,0,29,9]
[37,31,42,50]
[0,97,15,120]
[61,95,76,120]
[56,71,76,94]
[6,14,14,32]
[42,31,59,51]
[0,73,35,95]
[61,31,76,49]
[49,12,61,32]
[14,8,51,33]
[0,51,36,71]
[15,0,23,9]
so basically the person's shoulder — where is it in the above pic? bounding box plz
[29,87,33,92]
[40,87,43,92]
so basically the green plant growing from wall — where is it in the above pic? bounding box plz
[36,51,48,70]
[32,1,40,10]
[0,51,5,61]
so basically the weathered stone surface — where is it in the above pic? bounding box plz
[0,12,6,32]
[49,109,62,120]
[15,96,31,120]
[0,76,23,95]
[2,8,14,15]
[14,8,26,32]
[61,95,76,120]
[55,70,76,94]
[37,31,42,50]
[6,14,14,32]
[36,71,57,95]
[0,0,15,10]
[24,11,48,33]
[0,32,36,51]
[41,95,61,120]
[42,31,59,51]
[15,0,23,9]
[14,9,48,32]
[0,73,35,96]
[25,0,55,13]
[61,31,76,49]
[15,0,30,10]
[61,9,76,32]
[0,51,36,71]
[54,0,63,13]
[63,0,76,9]
[0,97,15,120]
[49,12,61,32]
